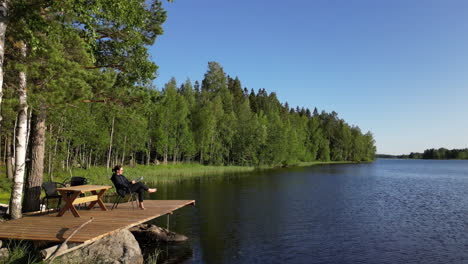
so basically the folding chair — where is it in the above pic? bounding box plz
[110,182,137,210]
[63,176,88,186]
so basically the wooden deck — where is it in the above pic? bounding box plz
[0,200,195,243]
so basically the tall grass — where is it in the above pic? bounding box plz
[50,163,256,186]
[145,249,161,264]
[2,240,43,264]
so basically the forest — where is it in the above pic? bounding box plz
[0,0,375,218]
[390,148,468,160]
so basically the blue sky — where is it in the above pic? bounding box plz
[149,0,468,155]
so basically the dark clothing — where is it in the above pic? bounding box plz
[111,173,131,196]
[111,173,149,202]
[129,182,149,202]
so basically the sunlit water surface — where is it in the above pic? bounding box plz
[148,159,468,264]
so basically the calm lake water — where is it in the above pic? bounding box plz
[149,159,468,264]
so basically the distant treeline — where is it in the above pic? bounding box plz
[377,148,468,160]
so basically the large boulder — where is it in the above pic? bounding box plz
[57,229,143,264]
[130,224,188,243]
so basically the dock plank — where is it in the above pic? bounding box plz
[0,200,194,243]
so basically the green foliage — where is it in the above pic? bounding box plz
[146,249,161,264]
[395,148,468,160]
[57,62,375,168]
[3,240,43,264]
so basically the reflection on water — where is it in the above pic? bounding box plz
[148,159,468,264]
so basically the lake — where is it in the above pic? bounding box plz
[149,159,468,264]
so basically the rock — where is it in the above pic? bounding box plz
[130,224,188,243]
[0,248,9,262]
[56,229,143,264]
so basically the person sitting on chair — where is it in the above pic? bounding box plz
[111,165,157,210]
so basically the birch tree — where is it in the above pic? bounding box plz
[10,41,27,219]
[0,0,7,129]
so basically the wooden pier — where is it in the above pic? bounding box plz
[0,200,195,244]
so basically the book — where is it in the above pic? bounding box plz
[134,176,143,182]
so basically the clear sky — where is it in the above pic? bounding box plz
[149,0,468,155]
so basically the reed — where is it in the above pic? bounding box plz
[2,240,43,264]
[49,164,256,187]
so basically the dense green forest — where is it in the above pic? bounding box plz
[1,61,377,169]
[0,0,375,217]
[380,148,468,160]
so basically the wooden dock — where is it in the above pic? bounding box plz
[0,200,195,244]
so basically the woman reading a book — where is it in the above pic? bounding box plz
[111,165,157,210]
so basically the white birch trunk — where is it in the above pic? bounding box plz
[121,135,126,164]
[0,1,8,128]
[12,114,16,162]
[66,140,70,170]
[10,42,28,219]
[25,108,31,148]
[106,116,114,169]
[146,138,151,166]
[88,150,92,168]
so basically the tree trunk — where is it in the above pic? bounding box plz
[10,41,28,219]
[130,153,134,167]
[3,135,6,163]
[23,109,46,212]
[0,1,8,130]
[6,134,12,179]
[25,108,31,148]
[121,135,126,165]
[47,124,52,177]
[66,140,70,170]
[88,150,92,168]
[12,114,16,160]
[146,138,151,166]
[107,116,114,169]
[50,130,59,180]
[80,144,85,167]
[173,146,178,164]
[163,144,168,165]
[199,137,205,164]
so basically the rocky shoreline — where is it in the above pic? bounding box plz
[0,224,190,264]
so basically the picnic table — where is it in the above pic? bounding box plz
[56,185,112,217]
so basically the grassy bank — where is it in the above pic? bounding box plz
[52,163,256,185]
[0,161,352,204]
